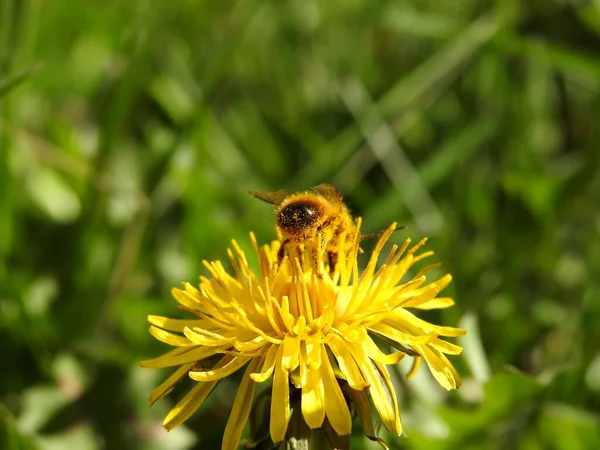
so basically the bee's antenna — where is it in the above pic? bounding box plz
[360,226,406,242]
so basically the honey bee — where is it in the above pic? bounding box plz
[249,183,358,271]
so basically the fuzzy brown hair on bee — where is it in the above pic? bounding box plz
[249,183,358,273]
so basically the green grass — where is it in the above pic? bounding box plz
[1,0,599,449]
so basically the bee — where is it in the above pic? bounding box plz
[249,183,358,272]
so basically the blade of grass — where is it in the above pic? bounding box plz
[419,116,497,189]
[296,12,503,186]
[0,63,42,99]
[493,30,600,90]
[0,0,15,75]
[338,78,444,235]
[459,312,492,383]
[360,116,497,232]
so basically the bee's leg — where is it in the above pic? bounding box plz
[312,258,323,279]
[327,251,338,276]
[276,239,290,268]
[314,219,334,273]
[312,235,328,278]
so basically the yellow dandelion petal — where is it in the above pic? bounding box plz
[370,322,438,347]
[227,301,282,345]
[189,355,252,382]
[357,353,399,434]
[182,326,235,347]
[320,344,352,436]
[304,333,322,370]
[163,377,220,431]
[171,286,202,309]
[281,334,301,372]
[259,288,285,336]
[385,251,415,285]
[149,363,194,405]
[271,346,291,443]
[417,345,458,390]
[393,275,427,294]
[326,333,369,391]
[396,274,453,308]
[300,363,325,429]
[359,329,406,365]
[149,326,197,347]
[430,338,463,355]
[222,357,262,450]
[250,344,279,382]
[279,295,295,331]
[407,355,422,379]
[182,281,202,296]
[411,297,455,310]
[293,315,307,338]
[148,315,207,332]
[232,335,271,353]
[374,361,402,435]
[440,351,462,388]
[140,345,222,368]
[385,308,466,337]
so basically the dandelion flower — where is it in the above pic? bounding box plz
[141,221,465,449]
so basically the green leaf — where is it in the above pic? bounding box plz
[537,403,600,450]
[0,403,38,450]
[436,368,544,445]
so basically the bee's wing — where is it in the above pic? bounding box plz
[311,183,343,203]
[249,189,291,206]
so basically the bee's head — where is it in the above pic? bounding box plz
[277,200,321,234]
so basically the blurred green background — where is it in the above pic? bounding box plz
[2,0,600,449]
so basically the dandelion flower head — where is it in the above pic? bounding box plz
[141,220,465,449]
